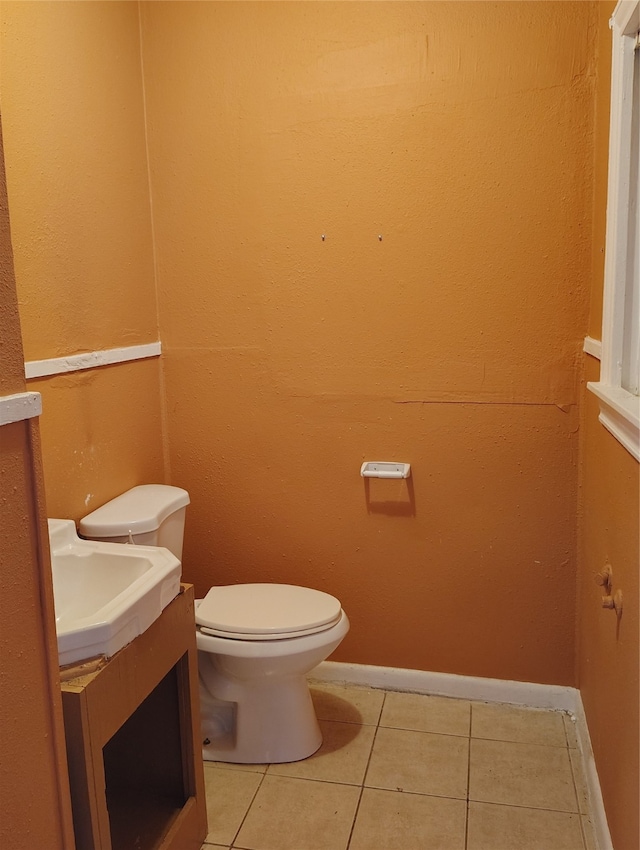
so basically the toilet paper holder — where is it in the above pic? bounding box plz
[360,462,411,479]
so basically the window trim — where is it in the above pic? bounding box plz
[587,0,640,462]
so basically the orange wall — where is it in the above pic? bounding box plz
[0,0,166,519]
[141,1,596,685]
[578,4,640,849]
[0,119,74,849]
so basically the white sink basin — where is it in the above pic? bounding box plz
[48,519,182,666]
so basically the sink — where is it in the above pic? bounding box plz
[48,519,182,666]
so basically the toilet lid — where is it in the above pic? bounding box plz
[196,583,342,640]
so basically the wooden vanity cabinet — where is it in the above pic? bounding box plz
[60,584,207,850]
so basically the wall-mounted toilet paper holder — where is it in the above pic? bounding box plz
[360,462,411,479]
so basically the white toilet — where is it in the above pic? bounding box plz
[79,484,349,765]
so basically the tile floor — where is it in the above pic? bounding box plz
[200,682,599,850]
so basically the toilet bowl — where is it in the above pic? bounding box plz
[195,583,349,763]
[79,485,349,765]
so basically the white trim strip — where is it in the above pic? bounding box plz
[588,380,640,461]
[583,336,603,360]
[24,342,162,379]
[310,660,579,711]
[310,661,612,849]
[0,391,42,426]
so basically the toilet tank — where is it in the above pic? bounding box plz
[79,484,190,561]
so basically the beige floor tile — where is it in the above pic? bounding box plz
[234,775,360,850]
[470,738,578,812]
[309,681,385,725]
[365,726,469,799]
[268,719,375,785]
[349,787,466,850]
[569,747,590,814]
[563,713,579,748]
[472,702,567,747]
[201,845,229,849]
[467,801,585,850]
[380,691,471,737]
[203,764,262,846]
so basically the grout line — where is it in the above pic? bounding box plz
[567,747,590,839]
[581,813,600,850]
[465,799,471,850]
[563,715,586,836]
[338,720,569,747]
[229,768,267,848]
[367,689,387,780]
[465,703,472,849]
[463,799,587,817]
[219,770,470,799]
[243,772,369,790]
[578,815,590,850]
[345,690,387,849]
[354,784,468,803]
[469,734,570,748]
[374,688,385,726]
[563,712,581,751]
[378,718,472,738]
[563,714,571,748]
[344,785,365,850]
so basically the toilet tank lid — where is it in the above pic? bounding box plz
[79,485,190,537]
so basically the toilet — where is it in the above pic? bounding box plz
[79,484,349,764]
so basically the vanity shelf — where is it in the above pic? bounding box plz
[60,584,207,850]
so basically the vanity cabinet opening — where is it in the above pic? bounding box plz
[103,662,188,850]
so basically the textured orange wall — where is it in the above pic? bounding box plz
[26,361,166,520]
[0,119,74,849]
[578,4,640,848]
[1,0,166,519]
[141,1,596,684]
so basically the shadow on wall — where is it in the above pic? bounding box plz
[363,477,415,517]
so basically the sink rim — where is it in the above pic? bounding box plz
[48,518,182,666]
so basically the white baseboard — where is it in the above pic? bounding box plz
[311,660,580,711]
[311,661,613,850]
[572,694,614,850]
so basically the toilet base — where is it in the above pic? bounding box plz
[200,672,323,764]
[196,607,349,764]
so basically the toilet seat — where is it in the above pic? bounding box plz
[196,583,343,641]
